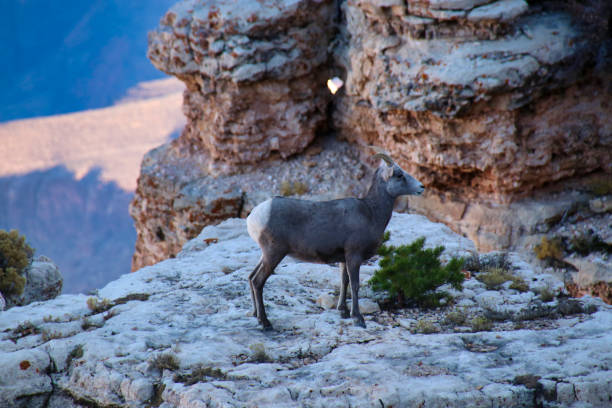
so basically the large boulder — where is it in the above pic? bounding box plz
[147,0,337,165]
[4,256,63,308]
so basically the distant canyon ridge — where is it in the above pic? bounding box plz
[131,0,611,272]
[0,79,185,293]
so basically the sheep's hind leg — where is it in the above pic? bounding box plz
[251,252,284,331]
[346,256,366,328]
[248,258,263,318]
[336,263,350,319]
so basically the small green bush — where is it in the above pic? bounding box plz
[470,316,493,332]
[150,352,180,371]
[0,230,34,297]
[534,236,564,260]
[476,268,529,292]
[444,308,468,326]
[369,236,465,307]
[414,319,440,334]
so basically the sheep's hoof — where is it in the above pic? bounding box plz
[353,315,366,328]
[261,320,273,331]
[339,308,350,319]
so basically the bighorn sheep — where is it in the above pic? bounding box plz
[246,148,424,329]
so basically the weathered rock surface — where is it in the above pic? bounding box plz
[1,215,611,407]
[333,0,612,200]
[130,136,371,270]
[3,256,63,309]
[133,0,611,270]
[148,0,336,164]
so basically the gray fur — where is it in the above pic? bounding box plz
[246,161,424,330]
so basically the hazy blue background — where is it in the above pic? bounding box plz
[1,1,178,293]
[1,0,175,122]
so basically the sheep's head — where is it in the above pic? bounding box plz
[370,148,424,198]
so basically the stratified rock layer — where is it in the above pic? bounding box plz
[334,0,612,200]
[148,0,337,164]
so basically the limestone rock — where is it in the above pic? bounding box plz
[147,0,337,164]
[1,215,611,407]
[316,294,337,310]
[4,256,63,309]
[334,1,612,200]
[327,0,612,254]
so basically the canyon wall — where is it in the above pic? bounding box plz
[131,0,611,270]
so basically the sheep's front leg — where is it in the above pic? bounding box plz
[336,263,350,319]
[346,256,366,328]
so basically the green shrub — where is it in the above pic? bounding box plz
[470,316,493,332]
[444,308,468,326]
[414,319,440,334]
[369,236,465,307]
[150,352,180,371]
[476,268,529,292]
[534,236,563,260]
[0,229,34,297]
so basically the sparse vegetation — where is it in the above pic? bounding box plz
[10,321,40,340]
[173,364,226,385]
[586,175,612,196]
[280,180,309,196]
[370,235,465,307]
[470,316,493,332]
[537,287,556,302]
[150,352,180,371]
[41,329,68,342]
[475,268,529,292]
[87,297,113,314]
[444,308,468,326]
[568,234,611,256]
[81,317,104,330]
[0,229,34,297]
[66,344,84,367]
[113,293,150,304]
[414,319,440,334]
[534,236,564,261]
[249,343,272,363]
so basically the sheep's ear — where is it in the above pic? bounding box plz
[379,162,393,181]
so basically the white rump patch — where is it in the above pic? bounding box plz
[246,199,273,242]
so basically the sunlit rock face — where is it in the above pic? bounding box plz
[333,0,612,200]
[147,0,337,164]
[133,0,611,269]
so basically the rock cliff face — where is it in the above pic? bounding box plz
[147,0,336,164]
[333,0,612,197]
[1,215,611,407]
[131,0,611,269]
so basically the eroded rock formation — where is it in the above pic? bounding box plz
[334,0,611,200]
[147,0,336,164]
[132,0,611,269]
